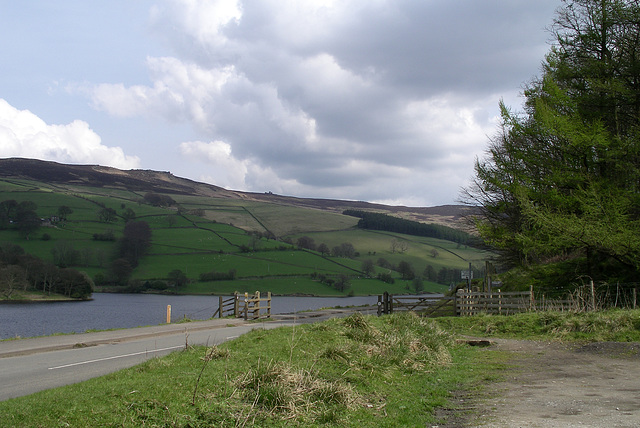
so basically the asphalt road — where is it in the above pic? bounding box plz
[0,307,376,402]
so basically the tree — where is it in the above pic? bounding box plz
[412,277,424,294]
[143,193,175,207]
[110,258,133,285]
[98,207,117,223]
[0,200,18,229]
[296,236,316,251]
[0,242,25,265]
[377,258,392,269]
[247,232,261,251]
[168,269,188,288]
[466,0,640,285]
[361,259,375,277]
[397,261,415,280]
[390,238,399,254]
[166,214,178,228]
[334,274,351,292]
[0,265,28,298]
[118,221,152,267]
[51,241,81,268]
[423,264,437,282]
[317,243,330,256]
[389,238,408,253]
[57,205,73,221]
[58,269,93,299]
[15,207,40,239]
[121,207,136,222]
[332,242,356,258]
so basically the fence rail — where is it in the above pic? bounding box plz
[456,290,533,315]
[378,282,639,317]
[377,292,457,317]
[214,291,272,320]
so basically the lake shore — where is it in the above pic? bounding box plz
[0,291,86,303]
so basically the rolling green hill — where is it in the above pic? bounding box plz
[0,158,490,297]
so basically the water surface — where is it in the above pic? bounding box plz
[0,293,377,339]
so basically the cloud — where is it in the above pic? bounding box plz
[0,98,140,169]
[179,139,249,189]
[87,0,557,206]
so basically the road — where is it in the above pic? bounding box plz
[0,307,376,401]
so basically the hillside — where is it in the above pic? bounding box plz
[0,157,489,298]
[0,158,475,229]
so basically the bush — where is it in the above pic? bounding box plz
[199,269,237,282]
[92,230,116,241]
[377,272,395,284]
[145,280,169,290]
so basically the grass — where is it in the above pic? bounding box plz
[0,179,490,297]
[2,309,638,426]
[434,308,640,342]
[0,312,492,427]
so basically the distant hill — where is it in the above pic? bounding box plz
[0,157,490,298]
[0,157,476,230]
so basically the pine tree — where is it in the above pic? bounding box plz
[466,0,640,285]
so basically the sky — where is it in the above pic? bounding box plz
[0,0,560,207]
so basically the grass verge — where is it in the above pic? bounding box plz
[0,312,502,427]
[434,308,640,342]
[3,309,637,426]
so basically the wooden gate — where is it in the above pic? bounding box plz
[214,291,272,320]
[377,292,456,317]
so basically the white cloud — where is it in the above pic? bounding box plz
[179,139,248,189]
[85,0,558,206]
[0,99,140,169]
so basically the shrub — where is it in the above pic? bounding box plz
[199,269,237,282]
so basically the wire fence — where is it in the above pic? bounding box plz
[536,282,639,311]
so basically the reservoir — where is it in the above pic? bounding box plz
[0,293,377,339]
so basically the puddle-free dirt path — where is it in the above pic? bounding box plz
[470,338,640,427]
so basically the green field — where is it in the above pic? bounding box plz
[0,178,489,296]
[3,309,637,426]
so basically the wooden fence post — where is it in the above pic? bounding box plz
[243,292,249,320]
[633,288,637,309]
[383,291,389,314]
[234,291,240,317]
[529,285,534,311]
[389,293,394,314]
[253,291,260,319]
[218,296,223,318]
[267,292,271,318]
[590,280,596,311]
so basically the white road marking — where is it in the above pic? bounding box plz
[48,345,184,370]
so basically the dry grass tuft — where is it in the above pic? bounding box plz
[234,360,359,423]
[339,311,453,370]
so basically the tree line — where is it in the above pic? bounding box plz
[0,199,44,239]
[0,243,93,299]
[295,236,357,258]
[343,210,475,246]
[465,0,640,289]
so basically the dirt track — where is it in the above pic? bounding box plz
[464,338,640,427]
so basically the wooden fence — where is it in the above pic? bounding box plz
[377,292,457,317]
[377,283,638,317]
[455,289,533,316]
[213,291,272,320]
